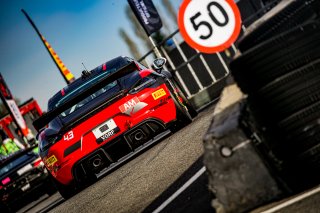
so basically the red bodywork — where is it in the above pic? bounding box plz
[41,83,177,185]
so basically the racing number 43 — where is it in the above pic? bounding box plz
[190,2,229,40]
[64,131,74,141]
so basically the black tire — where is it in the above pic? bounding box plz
[237,21,320,62]
[46,178,58,196]
[285,128,320,157]
[168,87,192,131]
[297,144,320,170]
[284,143,320,190]
[0,203,12,213]
[48,172,78,199]
[249,59,320,120]
[173,81,198,118]
[55,180,77,199]
[238,0,320,52]
[233,37,320,94]
[231,22,320,93]
[278,100,320,133]
[174,93,192,125]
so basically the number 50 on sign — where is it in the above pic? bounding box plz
[178,0,242,54]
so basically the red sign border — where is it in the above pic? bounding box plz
[178,0,242,54]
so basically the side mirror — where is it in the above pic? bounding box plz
[152,57,167,72]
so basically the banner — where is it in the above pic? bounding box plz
[40,35,75,83]
[128,0,163,36]
[0,73,29,137]
[21,9,75,84]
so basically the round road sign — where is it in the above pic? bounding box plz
[178,0,242,53]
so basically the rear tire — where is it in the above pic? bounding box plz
[168,87,192,132]
[55,180,77,199]
[0,203,11,213]
[174,82,198,119]
[46,178,58,196]
[48,172,78,199]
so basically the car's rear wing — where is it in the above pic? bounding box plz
[33,62,139,132]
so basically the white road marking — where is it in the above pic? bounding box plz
[261,185,320,213]
[152,166,206,213]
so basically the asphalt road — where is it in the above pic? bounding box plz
[17,102,320,213]
[21,104,216,213]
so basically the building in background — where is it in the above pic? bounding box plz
[0,98,42,146]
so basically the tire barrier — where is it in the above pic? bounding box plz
[238,0,320,52]
[230,0,320,192]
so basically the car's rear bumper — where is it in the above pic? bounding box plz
[2,169,50,208]
[47,84,178,185]
[72,118,172,183]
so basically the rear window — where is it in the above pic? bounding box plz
[48,56,132,111]
[57,71,142,119]
[0,154,32,177]
[56,70,117,110]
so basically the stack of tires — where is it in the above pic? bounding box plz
[230,0,320,192]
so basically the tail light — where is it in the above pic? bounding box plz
[33,158,44,167]
[1,177,10,185]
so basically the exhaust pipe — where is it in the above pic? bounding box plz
[91,156,102,168]
[126,127,151,149]
[134,130,145,141]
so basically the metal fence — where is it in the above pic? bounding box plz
[138,0,281,109]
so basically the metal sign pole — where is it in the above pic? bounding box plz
[148,35,170,71]
[148,36,163,58]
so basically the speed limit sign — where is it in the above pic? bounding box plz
[178,0,242,53]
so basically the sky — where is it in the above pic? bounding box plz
[0,0,182,111]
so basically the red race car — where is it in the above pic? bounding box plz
[34,56,196,198]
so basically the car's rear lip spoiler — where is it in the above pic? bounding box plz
[33,62,139,132]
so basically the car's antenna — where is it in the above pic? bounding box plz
[82,62,88,72]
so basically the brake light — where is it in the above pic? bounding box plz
[1,177,10,185]
[33,158,44,167]
[60,89,65,96]
[139,69,153,78]
[134,62,142,71]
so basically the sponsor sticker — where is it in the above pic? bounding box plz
[46,155,58,167]
[119,97,140,113]
[152,88,166,100]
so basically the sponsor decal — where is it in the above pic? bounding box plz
[46,155,58,167]
[119,97,140,113]
[119,97,148,116]
[152,88,166,100]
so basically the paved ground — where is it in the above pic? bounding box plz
[20,104,216,213]
[17,102,320,213]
